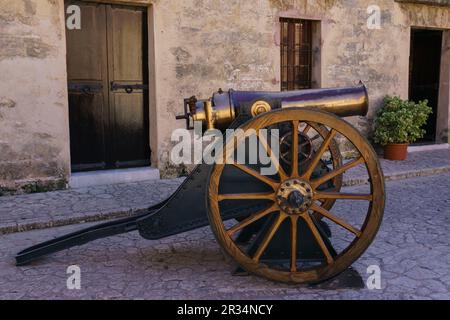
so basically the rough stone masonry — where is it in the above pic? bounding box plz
[0,0,449,193]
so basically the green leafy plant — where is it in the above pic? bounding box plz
[373,96,432,146]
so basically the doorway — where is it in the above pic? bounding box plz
[65,1,150,172]
[409,28,443,142]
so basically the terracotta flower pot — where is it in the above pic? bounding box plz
[383,143,408,161]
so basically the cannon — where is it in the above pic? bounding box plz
[16,83,385,284]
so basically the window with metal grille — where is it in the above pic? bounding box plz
[280,18,312,91]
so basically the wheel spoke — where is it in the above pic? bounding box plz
[227,204,278,236]
[258,130,288,181]
[311,156,365,188]
[291,120,299,177]
[218,192,275,201]
[302,129,337,180]
[299,141,310,147]
[253,213,286,262]
[300,151,309,158]
[231,163,278,189]
[290,215,299,272]
[315,192,373,201]
[302,213,334,264]
[303,124,312,134]
[311,204,362,237]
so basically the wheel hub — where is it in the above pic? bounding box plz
[276,179,314,215]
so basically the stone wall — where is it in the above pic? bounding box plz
[0,0,449,189]
[0,0,70,194]
[150,0,450,171]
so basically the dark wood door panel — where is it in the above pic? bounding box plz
[108,6,145,81]
[68,93,106,170]
[112,94,149,167]
[66,2,107,81]
[107,5,150,167]
[66,1,109,169]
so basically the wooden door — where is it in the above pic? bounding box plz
[409,29,443,142]
[66,1,150,172]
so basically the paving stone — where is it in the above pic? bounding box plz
[0,178,184,234]
[0,173,449,299]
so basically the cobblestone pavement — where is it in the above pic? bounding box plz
[0,178,184,234]
[344,148,450,185]
[0,173,449,300]
[1,149,450,235]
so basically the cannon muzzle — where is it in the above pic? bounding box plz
[177,83,369,130]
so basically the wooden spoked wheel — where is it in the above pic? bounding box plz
[207,108,385,283]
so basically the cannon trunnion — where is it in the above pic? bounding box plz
[16,84,384,284]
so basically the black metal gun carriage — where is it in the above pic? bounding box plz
[16,83,384,284]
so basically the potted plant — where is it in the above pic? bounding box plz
[373,96,432,161]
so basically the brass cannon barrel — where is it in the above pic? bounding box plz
[279,84,369,117]
[179,83,369,130]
